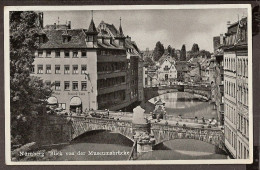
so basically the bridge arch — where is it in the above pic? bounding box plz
[72,129,134,146]
[150,124,225,151]
[70,117,134,142]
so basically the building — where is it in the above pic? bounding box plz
[156,54,177,85]
[143,66,159,87]
[32,13,143,112]
[210,34,225,125]
[223,17,249,159]
[142,48,154,59]
[175,61,189,82]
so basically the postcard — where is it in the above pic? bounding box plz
[4,4,253,165]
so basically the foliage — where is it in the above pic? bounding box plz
[180,44,186,61]
[153,41,164,61]
[191,43,200,53]
[10,11,52,145]
[167,45,173,56]
[144,56,155,66]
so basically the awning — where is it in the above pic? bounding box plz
[47,97,58,105]
[70,97,82,106]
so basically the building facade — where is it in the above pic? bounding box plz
[157,54,177,85]
[211,34,224,125]
[32,14,143,112]
[223,17,249,159]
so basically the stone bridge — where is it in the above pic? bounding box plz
[144,85,211,101]
[69,116,134,142]
[65,116,224,151]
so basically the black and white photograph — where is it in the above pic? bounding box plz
[4,5,253,164]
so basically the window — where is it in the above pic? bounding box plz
[64,81,70,91]
[87,35,93,42]
[73,51,78,58]
[46,65,51,74]
[37,65,43,74]
[64,65,70,74]
[165,74,168,80]
[38,51,43,57]
[65,51,70,58]
[81,51,86,57]
[81,65,87,74]
[30,65,35,74]
[73,65,78,74]
[46,50,51,58]
[72,81,78,91]
[55,65,61,74]
[45,80,51,87]
[81,81,87,91]
[55,81,61,91]
[55,51,60,58]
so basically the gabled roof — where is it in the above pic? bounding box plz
[158,53,175,65]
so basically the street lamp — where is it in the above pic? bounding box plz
[84,72,94,111]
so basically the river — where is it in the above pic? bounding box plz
[41,92,224,161]
[143,92,217,119]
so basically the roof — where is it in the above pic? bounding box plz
[87,19,98,33]
[158,53,175,65]
[38,20,140,51]
[39,29,87,49]
[175,61,189,72]
[44,24,68,30]
[142,50,154,58]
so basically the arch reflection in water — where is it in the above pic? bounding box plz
[55,130,133,161]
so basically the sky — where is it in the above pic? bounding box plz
[42,8,248,52]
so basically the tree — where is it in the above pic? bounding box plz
[167,45,173,56]
[191,43,200,53]
[10,11,52,145]
[144,56,155,66]
[153,41,164,61]
[180,44,186,61]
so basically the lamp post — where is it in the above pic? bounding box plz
[84,72,93,111]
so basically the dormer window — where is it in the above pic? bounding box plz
[39,36,44,44]
[62,35,71,43]
[63,37,69,43]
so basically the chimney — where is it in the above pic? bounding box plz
[220,34,224,45]
[54,23,56,29]
[68,21,71,29]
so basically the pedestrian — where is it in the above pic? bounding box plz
[107,109,110,117]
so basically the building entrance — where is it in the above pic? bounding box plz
[70,96,82,113]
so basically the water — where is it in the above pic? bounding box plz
[144,92,217,119]
[43,92,224,161]
[138,139,228,160]
[53,130,133,161]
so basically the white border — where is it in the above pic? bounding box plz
[4,4,253,165]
